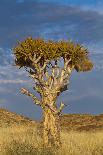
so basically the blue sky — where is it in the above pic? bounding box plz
[0,0,103,120]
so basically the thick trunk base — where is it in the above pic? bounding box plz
[43,108,61,148]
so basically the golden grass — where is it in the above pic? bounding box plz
[0,124,103,155]
[0,125,42,155]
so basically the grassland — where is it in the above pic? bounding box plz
[0,108,103,155]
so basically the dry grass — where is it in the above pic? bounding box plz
[1,125,103,155]
[1,108,103,155]
[60,131,103,155]
[0,125,43,155]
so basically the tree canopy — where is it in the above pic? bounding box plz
[13,37,93,72]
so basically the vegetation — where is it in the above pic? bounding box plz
[1,108,103,155]
[12,37,93,147]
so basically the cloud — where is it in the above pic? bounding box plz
[0,59,32,85]
[38,0,103,6]
[0,80,28,84]
[0,1,103,47]
[0,48,13,66]
[80,2,103,15]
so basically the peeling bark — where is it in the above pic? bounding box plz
[43,107,61,147]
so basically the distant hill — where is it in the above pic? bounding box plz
[1,108,103,131]
[0,108,38,128]
[60,113,103,131]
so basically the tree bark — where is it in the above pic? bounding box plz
[43,107,61,148]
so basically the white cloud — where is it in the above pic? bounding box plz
[0,80,28,84]
[81,3,103,15]
[0,64,31,84]
[0,47,13,66]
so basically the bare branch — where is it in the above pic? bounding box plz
[64,57,71,65]
[45,70,49,79]
[28,74,38,82]
[35,55,41,63]
[40,60,49,71]
[57,101,65,114]
[45,101,65,115]
[29,55,35,62]
[24,67,37,75]
[50,76,54,89]
[60,58,73,83]
[33,83,44,97]
[56,67,61,77]
[20,88,41,105]
[25,57,46,87]
[46,64,61,89]
[45,103,58,113]
[49,62,54,68]
[52,67,55,78]
[64,58,72,71]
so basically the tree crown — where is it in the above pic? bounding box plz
[13,37,93,72]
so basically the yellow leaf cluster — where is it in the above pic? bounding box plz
[12,37,93,72]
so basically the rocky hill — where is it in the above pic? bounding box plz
[1,108,103,132]
[0,108,38,128]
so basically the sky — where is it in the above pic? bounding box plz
[0,0,103,120]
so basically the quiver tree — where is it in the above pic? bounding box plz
[12,37,93,147]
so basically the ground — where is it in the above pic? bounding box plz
[0,108,103,155]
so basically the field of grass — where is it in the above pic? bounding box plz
[1,108,103,155]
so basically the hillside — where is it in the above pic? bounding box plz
[1,108,103,131]
[0,108,38,128]
[60,113,103,131]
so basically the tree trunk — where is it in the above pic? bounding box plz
[43,107,61,148]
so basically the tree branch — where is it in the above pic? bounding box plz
[57,101,65,114]
[45,70,49,79]
[33,83,44,97]
[35,55,41,63]
[45,101,65,115]
[59,58,73,84]
[45,63,61,89]
[20,88,41,105]
[45,103,57,113]
[40,60,49,71]
[28,55,50,87]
